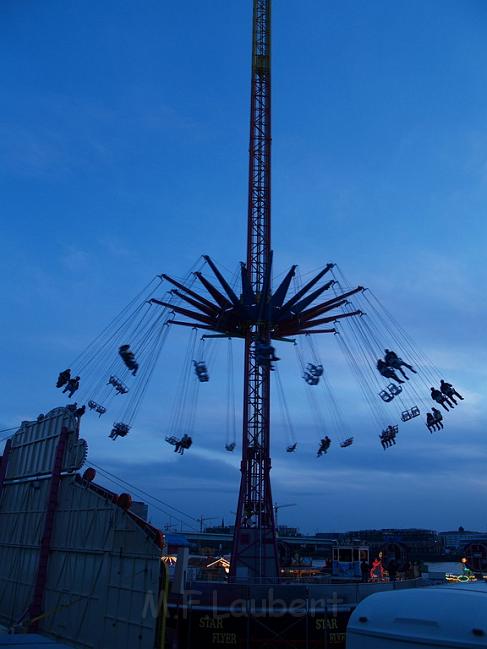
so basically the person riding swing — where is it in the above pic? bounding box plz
[119,344,139,376]
[317,436,331,457]
[377,359,404,385]
[384,349,417,379]
[56,368,71,388]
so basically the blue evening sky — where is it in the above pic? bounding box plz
[1,0,486,534]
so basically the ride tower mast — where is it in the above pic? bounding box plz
[230,0,278,583]
[151,0,363,583]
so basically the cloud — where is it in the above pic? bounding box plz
[0,89,198,179]
[61,246,91,273]
[97,237,136,260]
[0,123,67,177]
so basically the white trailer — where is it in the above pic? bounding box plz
[347,581,487,648]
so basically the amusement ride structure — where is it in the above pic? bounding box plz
[0,6,473,649]
[149,0,362,581]
[42,0,464,585]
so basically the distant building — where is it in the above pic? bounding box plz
[345,528,443,560]
[439,529,485,550]
[277,525,300,537]
[205,524,235,534]
[315,532,342,540]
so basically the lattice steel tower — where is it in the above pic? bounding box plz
[154,0,363,584]
[230,0,278,583]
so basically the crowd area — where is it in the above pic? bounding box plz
[361,555,423,582]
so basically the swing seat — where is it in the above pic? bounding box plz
[380,426,397,446]
[194,361,209,382]
[110,422,130,440]
[379,389,394,402]
[165,435,179,446]
[388,383,402,396]
[108,375,128,394]
[306,363,323,377]
[303,372,319,385]
[401,406,420,422]
[340,438,353,448]
[88,400,107,416]
[286,444,297,453]
[225,443,236,452]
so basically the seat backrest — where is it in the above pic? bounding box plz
[388,383,402,396]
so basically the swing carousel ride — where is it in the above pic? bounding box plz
[51,0,464,582]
